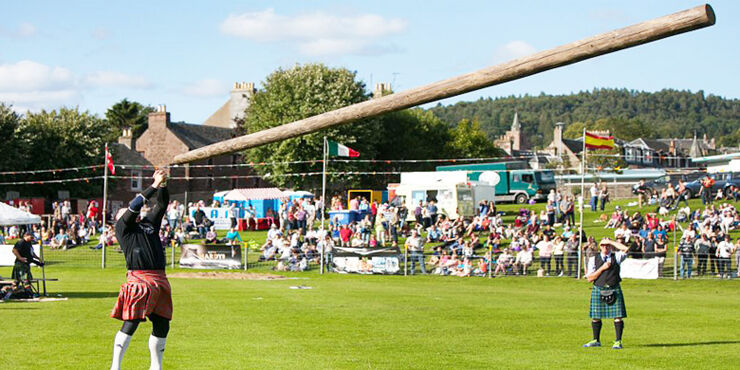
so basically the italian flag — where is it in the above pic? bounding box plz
[328,140,360,157]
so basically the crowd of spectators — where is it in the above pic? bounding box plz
[4,178,740,280]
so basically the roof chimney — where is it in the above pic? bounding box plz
[148,104,170,129]
[118,127,134,149]
[229,81,255,128]
[373,82,391,98]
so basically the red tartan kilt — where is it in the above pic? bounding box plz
[111,270,172,321]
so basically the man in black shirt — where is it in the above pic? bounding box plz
[110,170,171,370]
[583,238,630,350]
[12,232,43,291]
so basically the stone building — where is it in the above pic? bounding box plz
[108,86,270,208]
[493,112,530,155]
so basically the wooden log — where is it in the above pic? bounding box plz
[172,4,715,165]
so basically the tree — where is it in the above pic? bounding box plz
[9,108,114,198]
[242,63,509,191]
[105,98,154,141]
[243,64,382,190]
[445,118,506,158]
[0,103,22,171]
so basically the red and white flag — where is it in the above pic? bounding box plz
[106,146,115,175]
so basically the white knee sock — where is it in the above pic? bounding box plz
[148,335,167,370]
[111,331,132,370]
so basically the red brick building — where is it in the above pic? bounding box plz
[108,97,269,211]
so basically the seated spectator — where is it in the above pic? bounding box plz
[173,227,187,246]
[513,246,533,275]
[473,256,489,277]
[494,248,513,276]
[203,226,218,244]
[260,239,277,260]
[8,225,19,239]
[224,227,243,246]
[426,225,442,243]
[454,257,473,277]
[50,230,68,250]
[485,233,501,253]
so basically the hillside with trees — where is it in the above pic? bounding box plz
[429,88,740,148]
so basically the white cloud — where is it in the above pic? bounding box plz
[0,60,74,92]
[492,41,537,63]
[0,60,154,113]
[220,8,406,56]
[182,79,229,97]
[84,71,152,89]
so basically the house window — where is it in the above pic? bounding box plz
[131,170,142,191]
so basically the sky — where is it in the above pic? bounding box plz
[0,1,737,124]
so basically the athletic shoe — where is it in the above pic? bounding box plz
[612,340,623,349]
[582,340,601,348]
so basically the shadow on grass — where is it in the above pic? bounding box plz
[638,340,740,347]
[62,291,119,299]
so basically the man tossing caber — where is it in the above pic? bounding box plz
[110,169,171,370]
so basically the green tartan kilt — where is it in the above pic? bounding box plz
[589,285,627,319]
[11,261,32,282]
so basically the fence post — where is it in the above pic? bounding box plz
[673,220,678,280]
[488,244,493,279]
[244,243,248,271]
[404,246,408,277]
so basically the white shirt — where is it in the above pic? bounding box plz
[588,252,627,274]
[590,186,598,197]
[717,241,734,258]
[614,227,632,242]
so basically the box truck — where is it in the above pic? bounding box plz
[436,162,556,204]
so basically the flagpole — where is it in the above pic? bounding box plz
[321,136,327,275]
[577,128,586,279]
[101,143,109,269]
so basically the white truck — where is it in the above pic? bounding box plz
[389,171,496,221]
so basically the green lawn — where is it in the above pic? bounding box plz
[2,197,740,369]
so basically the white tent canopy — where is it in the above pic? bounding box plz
[0,202,42,226]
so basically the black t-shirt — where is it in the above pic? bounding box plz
[115,186,169,270]
[193,209,206,225]
[643,239,655,257]
[13,239,34,263]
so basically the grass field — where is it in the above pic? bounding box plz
[2,198,740,369]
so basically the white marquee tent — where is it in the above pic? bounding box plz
[0,202,42,226]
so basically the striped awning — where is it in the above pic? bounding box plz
[223,188,288,201]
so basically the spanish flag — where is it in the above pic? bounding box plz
[585,131,614,150]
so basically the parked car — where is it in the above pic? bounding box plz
[632,177,670,197]
[681,172,740,199]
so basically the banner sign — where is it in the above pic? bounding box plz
[331,246,402,274]
[0,244,42,267]
[179,244,243,270]
[619,257,659,279]
[190,207,233,230]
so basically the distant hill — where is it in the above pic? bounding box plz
[428,88,740,148]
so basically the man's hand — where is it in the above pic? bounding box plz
[152,169,168,188]
[19,257,28,263]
